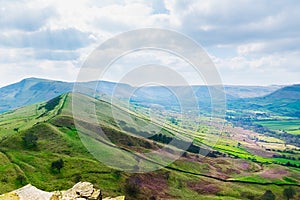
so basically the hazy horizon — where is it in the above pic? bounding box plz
[0,76,296,89]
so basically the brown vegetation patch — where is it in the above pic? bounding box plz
[245,146,276,158]
[214,159,231,165]
[235,160,263,173]
[51,116,75,129]
[225,168,241,175]
[187,180,220,195]
[260,168,288,179]
[125,172,172,199]
[239,161,250,170]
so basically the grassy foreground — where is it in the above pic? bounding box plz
[0,93,299,199]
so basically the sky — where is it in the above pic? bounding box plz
[0,0,299,87]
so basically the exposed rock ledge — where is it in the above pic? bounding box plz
[0,182,125,200]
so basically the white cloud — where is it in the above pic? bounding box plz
[0,0,299,87]
[0,1,56,31]
[101,49,203,86]
[214,51,300,85]
[0,28,95,50]
[237,43,266,56]
[0,60,79,87]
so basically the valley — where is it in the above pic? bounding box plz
[0,79,300,199]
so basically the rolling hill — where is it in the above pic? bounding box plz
[227,84,300,118]
[1,92,300,199]
[0,78,73,113]
[0,78,133,114]
[265,84,300,99]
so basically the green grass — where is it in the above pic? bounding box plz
[255,120,300,134]
[288,129,300,135]
[234,175,276,184]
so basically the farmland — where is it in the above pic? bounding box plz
[255,120,300,135]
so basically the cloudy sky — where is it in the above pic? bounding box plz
[0,0,299,87]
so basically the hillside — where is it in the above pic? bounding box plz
[224,85,282,98]
[265,84,300,99]
[0,78,132,114]
[259,84,300,117]
[1,93,300,199]
[227,84,300,118]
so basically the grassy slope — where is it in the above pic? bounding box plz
[0,93,299,199]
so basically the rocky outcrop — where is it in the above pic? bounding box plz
[51,182,101,200]
[0,182,125,200]
[0,184,53,200]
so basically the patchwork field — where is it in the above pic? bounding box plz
[255,120,300,135]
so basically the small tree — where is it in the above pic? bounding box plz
[51,158,64,173]
[283,187,296,200]
[16,175,26,185]
[261,190,275,200]
[22,132,38,149]
[74,174,82,182]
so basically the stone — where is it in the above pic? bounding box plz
[54,182,102,200]
[88,189,101,200]
[72,182,94,197]
[15,184,53,200]
[1,182,121,200]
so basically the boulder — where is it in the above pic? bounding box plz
[0,184,54,200]
[53,182,102,200]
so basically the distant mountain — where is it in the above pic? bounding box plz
[130,85,282,112]
[224,85,282,98]
[0,77,284,113]
[0,78,73,113]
